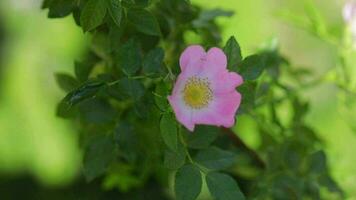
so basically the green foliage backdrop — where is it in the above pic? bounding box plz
[34,0,356,199]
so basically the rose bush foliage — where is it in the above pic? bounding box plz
[43,0,344,199]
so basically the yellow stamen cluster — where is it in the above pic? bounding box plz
[182,76,213,109]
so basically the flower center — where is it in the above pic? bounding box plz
[182,76,213,109]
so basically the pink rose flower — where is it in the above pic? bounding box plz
[343,1,356,46]
[343,1,356,23]
[168,45,243,131]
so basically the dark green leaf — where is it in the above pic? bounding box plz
[160,113,178,151]
[164,140,186,170]
[45,0,75,18]
[108,78,145,101]
[80,0,107,32]
[127,8,161,36]
[55,73,79,92]
[79,98,116,124]
[195,147,235,170]
[114,122,138,163]
[75,60,96,82]
[206,172,245,200]
[154,82,169,111]
[175,164,202,200]
[193,9,233,28]
[57,81,105,117]
[108,0,123,27]
[237,81,256,113]
[224,36,242,72]
[187,126,219,149]
[238,54,266,81]
[83,134,116,182]
[143,47,165,76]
[116,38,142,76]
[122,0,150,8]
[308,150,327,174]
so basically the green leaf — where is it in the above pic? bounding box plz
[107,0,123,27]
[45,0,75,18]
[192,9,233,28]
[238,54,266,81]
[55,73,79,92]
[127,8,161,36]
[160,113,178,151]
[143,47,165,76]
[78,99,116,124]
[116,38,142,76]
[224,36,242,72]
[187,126,219,149]
[80,0,107,32]
[175,164,202,200]
[83,134,116,182]
[308,150,327,174]
[154,82,169,111]
[114,122,138,163]
[164,140,186,170]
[108,78,145,101]
[237,81,256,113]
[57,81,105,117]
[75,60,96,82]
[206,172,245,200]
[122,0,150,9]
[195,147,235,170]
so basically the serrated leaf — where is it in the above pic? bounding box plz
[206,172,245,200]
[143,47,165,76]
[108,0,123,27]
[83,134,116,182]
[175,164,202,200]
[116,39,142,76]
[160,113,178,151]
[127,8,161,36]
[195,147,235,170]
[224,36,242,72]
[55,73,79,92]
[80,0,107,32]
[164,140,186,170]
[238,54,266,81]
[187,126,219,149]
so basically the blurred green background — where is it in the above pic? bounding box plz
[0,0,355,199]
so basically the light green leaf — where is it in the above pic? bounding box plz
[175,164,202,200]
[206,172,245,200]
